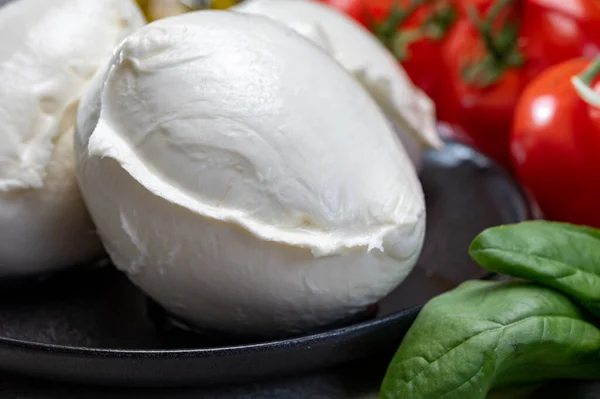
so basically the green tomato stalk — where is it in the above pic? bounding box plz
[462,0,524,88]
[572,56,600,108]
[373,0,424,47]
[372,0,456,63]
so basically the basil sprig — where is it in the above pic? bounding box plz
[380,221,600,399]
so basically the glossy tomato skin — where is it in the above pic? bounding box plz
[521,0,600,80]
[437,0,600,169]
[510,58,600,227]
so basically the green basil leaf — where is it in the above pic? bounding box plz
[379,280,600,399]
[470,221,600,317]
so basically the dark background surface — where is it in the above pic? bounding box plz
[1,360,600,399]
[1,0,600,397]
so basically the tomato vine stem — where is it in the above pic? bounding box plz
[572,56,600,107]
[462,0,523,88]
[372,0,456,62]
[467,4,501,62]
[373,0,425,46]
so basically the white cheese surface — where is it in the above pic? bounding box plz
[0,0,145,275]
[76,10,426,334]
[233,0,442,168]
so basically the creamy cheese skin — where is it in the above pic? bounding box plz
[233,0,442,169]
[0,0,145,276]
[75,10,426,334]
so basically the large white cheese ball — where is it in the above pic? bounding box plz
[0,0,145,276]
[75,10,426,335]
[233,0,442,169]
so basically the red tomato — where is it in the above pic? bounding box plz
[520,0,600,81]
[320,0,600,171]
[437,0,600,168]
[438,9,525,168]
[510,58,600,227]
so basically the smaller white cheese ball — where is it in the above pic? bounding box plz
[0,0,145,276]
[75,10,426,335]
[233,0,442,169]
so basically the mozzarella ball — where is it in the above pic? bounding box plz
[75,10,426,335]
[0,0,145,276]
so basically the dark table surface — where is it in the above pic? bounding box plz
[2,359,600,399]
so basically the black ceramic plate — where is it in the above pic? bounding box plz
[0,142,528,388]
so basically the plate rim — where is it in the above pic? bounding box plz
[0,141,530,378]
[0,305,422,357]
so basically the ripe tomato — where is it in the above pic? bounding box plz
[438,2,524,168]
[510,58,600,227]
[520,0,600,83]
[320,0,600,171]
[437,0,600,169]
